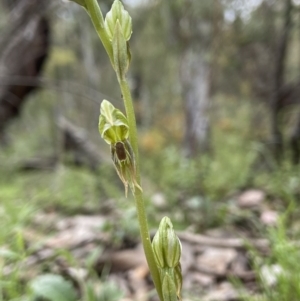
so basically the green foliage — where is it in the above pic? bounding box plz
[144,97,257,203]
[50,47,78,68]
[0,220,29,299]
[102,206,139,247]
[254,162,300,203]
[96,281,124,301]
[47,167,101,211]
[245,218,300,301]
[30,274,78,301]
[0,172,34,254]
[143,146,201,199]
[0,167,101,214]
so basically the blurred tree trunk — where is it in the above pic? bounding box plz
[180,47,210,156]
[269,0,293,161]
[180,0,221,157]
[161,0,220,157]
[242,0,299,163]
[0,0,50,142]
[290,113,300,164]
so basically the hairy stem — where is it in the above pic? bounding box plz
[120,79,163,301]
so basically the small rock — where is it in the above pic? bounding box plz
[238,189,265,208]
[260,210,278,226]
[203,282,238,301]
[260,264,283,286]
[197,248,238,275]
[230,252,248,274]
[56,215,106,231]
[204,228,236,239]
[45,227,95,249]
[180,241,194,275]
[191,272,214,287]
[151,193,167,209]
[33,212,59,228]
[67,267,88,280]
[186,196,204,209]
[45,215,107,249]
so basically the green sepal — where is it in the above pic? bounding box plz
[152,217,182,269]
[174,263,183,301]
[162,273,178,301]
[112,20,129,80]
[67,0,87,8]
[105,0,132,41]
[98,100,129,145]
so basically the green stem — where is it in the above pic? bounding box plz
[84,0,114,66]
[83,1,163,299]
[120,79,163,301]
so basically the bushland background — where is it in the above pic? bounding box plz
[1,0,300,300]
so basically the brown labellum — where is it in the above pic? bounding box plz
[115,141,127,161]
[110,139,142,197]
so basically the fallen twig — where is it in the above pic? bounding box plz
[177,231,270,253]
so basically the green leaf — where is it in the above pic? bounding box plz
[97,281,124,301]
[0,248,21,260]
[30,274,78,301]
[83,282,98,301]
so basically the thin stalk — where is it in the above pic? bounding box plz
[83,1,163,298]
[120,79,163,301]
[84,0,114,66]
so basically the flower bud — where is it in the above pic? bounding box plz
[152,217,182,269]
[98,100,129,145]
[105,0,132,42]
[104,0,132,79]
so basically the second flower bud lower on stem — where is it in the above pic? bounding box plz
[152,217,183,300]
